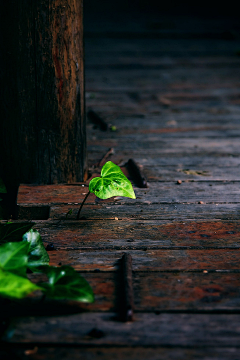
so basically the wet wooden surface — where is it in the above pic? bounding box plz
[1,7,240,360]
[4,312,240,346]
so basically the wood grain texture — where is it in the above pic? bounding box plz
[88,153,240,168]
[46,203,240,221]
[87,138,240,154]
[4,313,240,346]
[0,0,86,186]
[34,220,240,249]
[47,249,240,271]
[1,271,240,316]
[35,0,86,184]
[133,272,240,312]
[17,181,240,204]
[2,8,240,355]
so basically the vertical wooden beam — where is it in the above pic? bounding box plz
[35,0,86,184]
[0,0,86,188]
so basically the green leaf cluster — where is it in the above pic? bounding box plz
[38,266,94,302]
[1,162,133,300]
[89,161,136,199]
[0,241,41,299]
[0,223,94,302]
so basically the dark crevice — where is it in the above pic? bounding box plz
[17,205,50,220]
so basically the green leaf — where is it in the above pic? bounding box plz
[89,161,136,200]
[0,222,35,244]
[0,268,41,299]
[22,229,49,269]
[0,178,7,194]
[39,266,94,303]
[0,241,29,277]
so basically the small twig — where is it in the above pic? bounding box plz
[66,208,73,219]
[98,147,114,167]
[76,191,91,220]
[126,158,148,188]
[121,253,134,322]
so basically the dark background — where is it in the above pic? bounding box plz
[84,0,240,42]
[84,0,238,15]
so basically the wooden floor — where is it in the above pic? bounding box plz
[1,9,240,360]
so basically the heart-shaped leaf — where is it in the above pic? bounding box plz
[0,222,35,244]
[22,229,49,269]
[0,269,41,299]
[0,241,29,277]
[89,161,136,199]
[39,266,94,303]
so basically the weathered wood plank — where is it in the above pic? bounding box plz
[86,68,240,92]
[18,181,240,205]
[142,166,240,181]
[88,116,240,133]
[3,346,239,360]
[34,220,240,249]
[85,103,240,117]
[2,272,240,315]
[18,184,90,205]
[41,203,240,221]
[88,128,240,140]
[4,313,240,346]
[88,111,240,128]
[88,120,240,138]
[128,182,240,204]
[87,153,240,168]
[133,272,240,312]
[87,138,240,154]
[86,88,240,100]
[48,249,240,271]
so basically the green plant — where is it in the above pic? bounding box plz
[0,222,94,302]
[77,161,136,219]
[0,162,135,300]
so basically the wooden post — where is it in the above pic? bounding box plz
[0,0,86,184]
[0,0,86,216]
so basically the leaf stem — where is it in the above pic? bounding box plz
[76,191,91,220]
